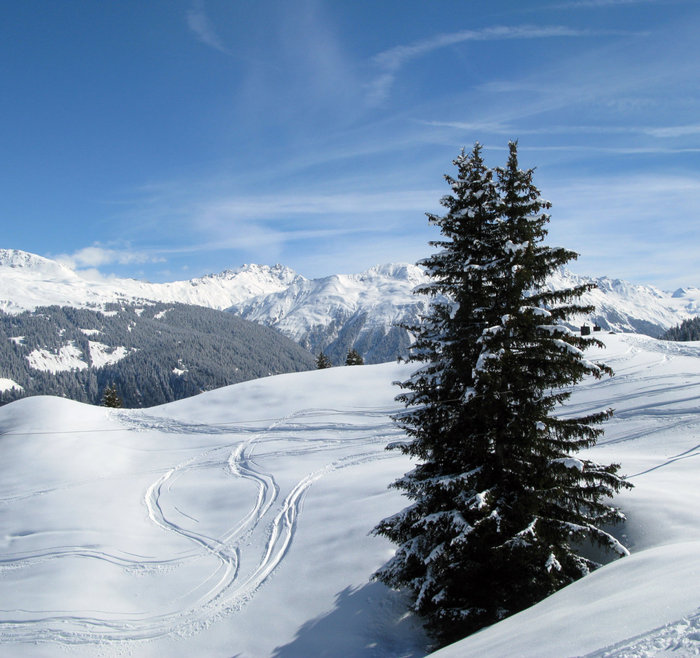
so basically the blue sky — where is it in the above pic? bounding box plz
[2,0,699,288]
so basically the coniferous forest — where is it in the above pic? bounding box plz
[662,316,700,341]
[0,303,315,408]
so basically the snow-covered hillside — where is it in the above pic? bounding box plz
[0,333,699,657]
[2,249,700,364]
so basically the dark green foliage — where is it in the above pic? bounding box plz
[101,383,122,408]
[345,349,364,365]
[0,302,315,408]
[661,316,700,341]
[373,143,632,646]
[316,352,333,369]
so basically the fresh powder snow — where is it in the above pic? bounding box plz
[0,334,699,656]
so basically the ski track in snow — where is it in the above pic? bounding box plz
[584,608,700,657]
[562,341,700,452]
[0,407,402,647]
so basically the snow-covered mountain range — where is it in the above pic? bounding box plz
[2,249,700,364]
[0,249,299,314]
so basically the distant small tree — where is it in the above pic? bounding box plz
[101,383,123,408]
[316,352,333,369]
[345,349,364,365]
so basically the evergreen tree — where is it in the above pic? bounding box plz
[101,383,123,408]
[316,352,333,369]
[373,142,632,646]
[345,349,364,365]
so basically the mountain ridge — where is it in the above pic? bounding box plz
[2,249,700,365]
[0,249,301,313]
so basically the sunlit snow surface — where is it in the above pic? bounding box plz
[0,334,699,657]
[0,363,426,657]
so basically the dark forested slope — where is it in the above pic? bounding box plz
[0,303,315,407]
[661,316,700,341]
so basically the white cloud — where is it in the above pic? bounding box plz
[56,245,162,270]
[186,1,229,55]
[420,120,700,148]
[162,188,441,257]
[109,180,443,280]
[190,189,440,220]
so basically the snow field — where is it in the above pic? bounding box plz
[25,339,132,374]
[26,342,87,373]
[0,364,428,656]
[0,334,699,656]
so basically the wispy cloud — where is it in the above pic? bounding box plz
[642,124,700,138]
[553,0,678,8]
[420,120,636,136]
[367,25,638,106]
[527,145,700,154]
[115,183,442,273]
[186,1,229,55]
[188,190,439,221]
[422,120,700,142]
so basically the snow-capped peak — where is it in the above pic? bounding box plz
[0,248,77,279]
[200,263,304,294]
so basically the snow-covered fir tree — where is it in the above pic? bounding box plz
[373,142,632,646]
[101,383,123,408]
[316,352,333,369]
[345,349,364,365]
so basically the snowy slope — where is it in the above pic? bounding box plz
[0,363,427,657]
[1,334,700,656]
[0,377,22,392]
[25,341,88,373]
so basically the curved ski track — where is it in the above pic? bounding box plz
[0,407,402,647]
